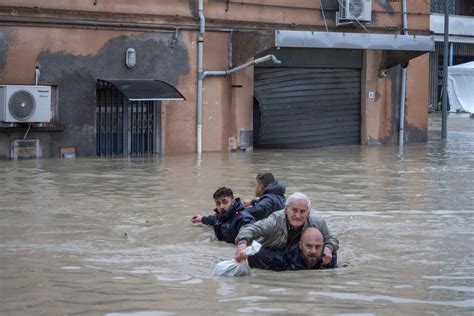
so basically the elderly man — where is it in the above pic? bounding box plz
[235,192,338,268]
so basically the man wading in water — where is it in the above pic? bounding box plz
[243,172,286,221]
[234,192,338,269]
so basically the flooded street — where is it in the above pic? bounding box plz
[1,113,473,315]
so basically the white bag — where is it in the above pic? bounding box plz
[212,241,262,277]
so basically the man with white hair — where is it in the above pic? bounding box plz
[234,192,338,269]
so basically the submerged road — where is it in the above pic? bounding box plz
[0,113,473,314]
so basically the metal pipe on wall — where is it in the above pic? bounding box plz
[196,0,281,153]
[197,0,205,154]
[399,0,408,149]
[442,0,449,138]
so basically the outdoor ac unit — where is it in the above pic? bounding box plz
[0,85,52,123]
[339,0,372,22]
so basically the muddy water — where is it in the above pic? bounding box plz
[1,113,473,315]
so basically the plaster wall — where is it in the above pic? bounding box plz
[0,26,191,158]
[362,49,429,145]
[0,0,430,33]
[405,54,429,142]
[231,68,254,149]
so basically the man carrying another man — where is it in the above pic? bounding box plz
[235,192,338,271]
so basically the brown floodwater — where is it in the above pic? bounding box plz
[1,113,473,315]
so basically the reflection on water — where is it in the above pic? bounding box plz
[0,113,473,314]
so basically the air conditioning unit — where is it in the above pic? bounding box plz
[339,0,372,22]
[0,85,52,123]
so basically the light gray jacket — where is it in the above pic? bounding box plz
[235,209,339,252]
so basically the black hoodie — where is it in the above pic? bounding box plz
[201,198,255,243]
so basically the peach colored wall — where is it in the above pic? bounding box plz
[162,30,198,154]
[202,32,230,152]
[405,54,429,140]
[362,50,430,144]
[0,0,430,33]
[231,68,254,148]
[362,49,394,144]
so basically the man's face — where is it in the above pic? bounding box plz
[284,198,310,229]
[255,181,264,197]
[215,196,234,213]
[299,236,323,268]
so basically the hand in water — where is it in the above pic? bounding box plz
[322,246,333,265]
[234,242,248,262]
[191,215,202,223]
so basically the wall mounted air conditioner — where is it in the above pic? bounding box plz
[339,0,372,22]
[0,85,52,123]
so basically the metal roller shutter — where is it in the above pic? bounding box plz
[254,67,361,149]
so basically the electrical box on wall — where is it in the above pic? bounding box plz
[11,139,40,159]
[0,85,52,123]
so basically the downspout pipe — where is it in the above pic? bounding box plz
[399,0,408,149]
[197,0,205,154]
[441,0,449,139]
[196,0,280,154]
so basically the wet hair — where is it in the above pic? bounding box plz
[256,172,275,188]
[285,192,311,209]
[213,187,234,200]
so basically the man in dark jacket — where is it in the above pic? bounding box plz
[243,173,286,221]
[191,187,255,244]
[235,192,338,267]
[248,227,336,271]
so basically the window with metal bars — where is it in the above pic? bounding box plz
[96,82,155,156]
[431,0,473,16]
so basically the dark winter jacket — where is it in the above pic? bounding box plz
[201,198,255,244]
[246,181,286,220]
[248,246,337,271]
[287,247,337,270]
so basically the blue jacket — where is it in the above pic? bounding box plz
[202,198,255,244]
[246,181,286,220]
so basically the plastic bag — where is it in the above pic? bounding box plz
[212,241,262,277]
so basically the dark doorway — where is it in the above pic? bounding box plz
[253,96,262,146]
[96,81,156,156]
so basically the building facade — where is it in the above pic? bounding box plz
[0,0,434,158]
[428,0,474,110]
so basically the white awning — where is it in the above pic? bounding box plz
[275,30,435,68]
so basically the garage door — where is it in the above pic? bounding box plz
[254,66,361,149]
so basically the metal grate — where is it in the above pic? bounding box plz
[431,0,455,14]
[96,81,155,156]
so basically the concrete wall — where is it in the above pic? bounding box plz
[0,26,191,158]
[362,50,429,144]
[0,0,432,157]
[0,0,430,33]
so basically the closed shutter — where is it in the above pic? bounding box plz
[254,67,361,149]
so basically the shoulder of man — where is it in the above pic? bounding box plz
[308,208,325,222]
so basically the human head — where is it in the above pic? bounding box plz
[284,192,311,229]
[213,187,235,214]
[299,227,324,268]
[255,172,275,197]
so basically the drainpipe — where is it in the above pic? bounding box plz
[197,0,205,154]
[399,0,408,149]
[441,0,449,138]
[196,1,281,153]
